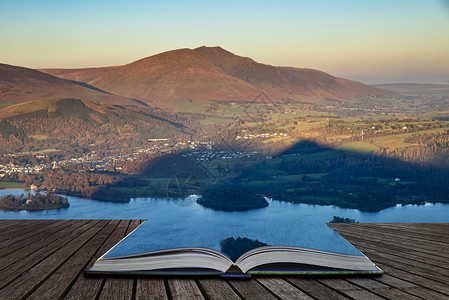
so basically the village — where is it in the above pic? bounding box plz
[0,131,288,177]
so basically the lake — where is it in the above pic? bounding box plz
[1,189,448,223]
[1,189,448,255]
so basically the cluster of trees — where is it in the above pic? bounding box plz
[405,130,449,147]
[220,237,268,261]
[42,169,120,198]
[375,131,449,164]
[197,187,268,211]
[0,192,69,210]
[329,216,358,223]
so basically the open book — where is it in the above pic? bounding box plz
[88,221,383,277]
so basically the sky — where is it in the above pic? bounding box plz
[1,0,449,84]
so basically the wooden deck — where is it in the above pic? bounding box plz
[0,221,448,300]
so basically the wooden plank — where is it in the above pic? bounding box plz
[346,277,423,300]
[0,219,41,234]
[0,220,92,289]
[0,220,106,299]
[285,277,350,300]
[98,278,134,300]
[358,254,449,295]
[332,226,449,297]
[0,220,65,251]
[333,223,449,251]
[336,232,449,286]
[332,224,449,259]
[351,223,449,247]
[399,287,449,300]
[135,278,168,300]
[333,230,449,273]
[228,279,277,300]
[335,232,449,267]
[167,279,205,300]
[197,278,241,300]
[331,226,449,266]
[0,221,447,300]
[66,220,131,300]
[359,223,449,241]
[0,219,88,273]
[0,219,74,263]
[317,278,384,300]
[97,220,136,299]
[27,220,121,299]
[257,277,312,300]
[351,244,449,284]
[371,260,449,296]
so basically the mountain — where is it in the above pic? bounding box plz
[0,63,144,106]
[40,46,389,105]
[0,98,187,152]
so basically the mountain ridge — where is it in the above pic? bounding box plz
[39,46,390,104]
[0,63,144,106]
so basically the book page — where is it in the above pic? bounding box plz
[104,196,363,259]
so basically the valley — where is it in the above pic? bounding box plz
[1,47,448,211]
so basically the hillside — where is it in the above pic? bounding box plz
[40,46,389,105]
[0,63,143,106]
[0,98,187,153]
[374,83,449,113]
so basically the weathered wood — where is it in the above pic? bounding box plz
[332,231,449,267]
[0,220,105,299]
[98,278,134,300]
[65,220,133,299]
[98,220,139,299]
[0,221,448,299]
[286,277,351,300]
[0,220,92,289]
[197,278,241,300]
[356,223,449,242]
[257,277,312,300]
[345,277,423,300]
[0,219,66,251]
[27,220,121,299]
[228,279,277,300]
[331,224,449,259]
[371,261,449,296]
[0,219,42,235]
[167,279,205,300]
[136,278,168,300]
[317,278,384,300]
[0,219,86,271]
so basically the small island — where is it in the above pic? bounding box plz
[329,216,359,223]
[197,188,269,211]
[0,192,70,210]
[220,237,269,261]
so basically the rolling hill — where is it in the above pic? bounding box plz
[40,46,390,105]
[0,98,187,152]
[0,63,144,106]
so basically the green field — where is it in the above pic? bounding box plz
[335,141,379,153]
[0,181,24,190]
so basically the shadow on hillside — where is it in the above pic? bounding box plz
[68,80,113,94]
[101,139,449,211]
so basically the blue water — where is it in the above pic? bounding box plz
[1,189,448,256]
[1,189,448,222]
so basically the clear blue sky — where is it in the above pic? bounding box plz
[1,0,449,83]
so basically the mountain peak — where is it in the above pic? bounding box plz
[38,47,390,105]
